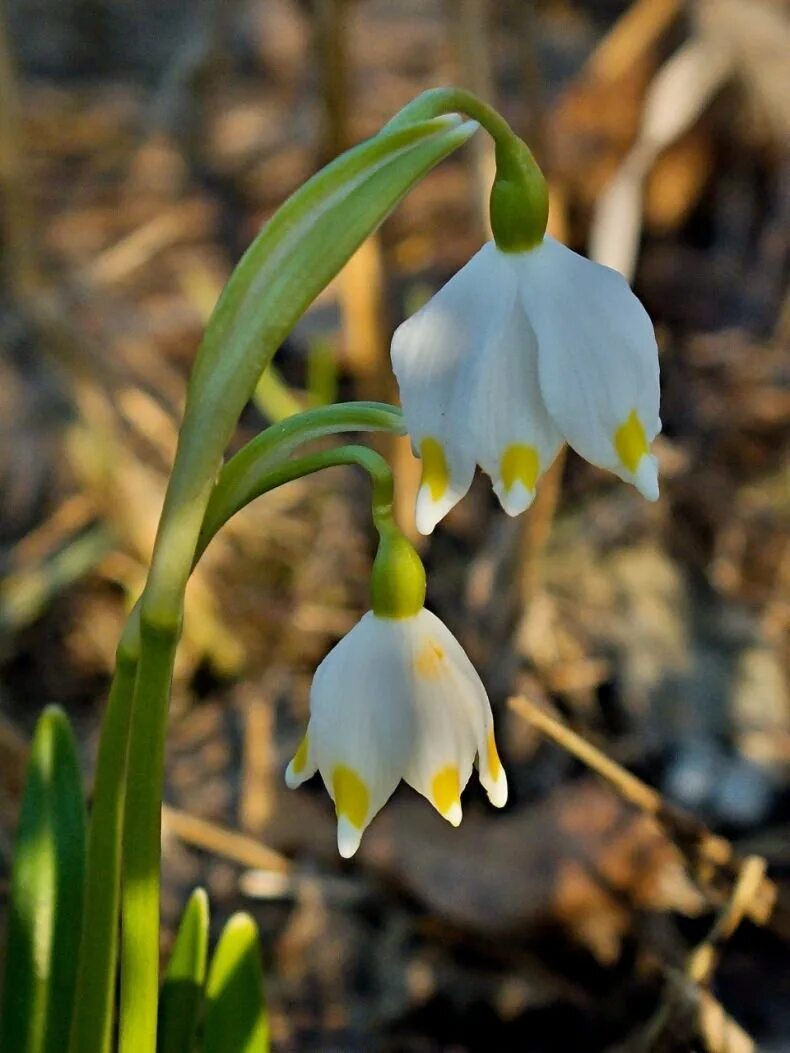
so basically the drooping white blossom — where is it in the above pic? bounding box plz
[391,237,661,534]
[285,608,507,858]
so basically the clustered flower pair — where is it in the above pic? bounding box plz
[287,191,660,858]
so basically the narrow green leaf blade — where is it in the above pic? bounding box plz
[0,705,87,1053]
[157,888,210,1053]
[201,914,268,1053]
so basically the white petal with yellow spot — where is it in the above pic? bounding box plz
[391,244,506,534]
[285,608,507,857]
[517,236,660,499]
[390,236,661,532]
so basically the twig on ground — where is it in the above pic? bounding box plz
[161,803,289,874]
[508,695,786,933]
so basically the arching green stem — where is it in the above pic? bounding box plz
[198,401,404,553]
[199,444,396,561]
[385,87,549,251]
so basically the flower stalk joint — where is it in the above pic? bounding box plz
[490,137,549,253]
[370,525,426,619]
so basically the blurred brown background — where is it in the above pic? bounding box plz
[1,0,789,1049]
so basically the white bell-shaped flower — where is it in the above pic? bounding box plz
[285,607,507,858]
[391,237,661,534]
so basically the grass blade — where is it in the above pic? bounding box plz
[0,706,86,1053]
[201,914,268,1053]
[157,888,210,1053]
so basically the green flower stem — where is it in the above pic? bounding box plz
[119,618,179,1053]
[196,439,426,622]
[68,611,140,1053]
[199,444,396,560]
[197,401,404,556]
[384,87,549,251]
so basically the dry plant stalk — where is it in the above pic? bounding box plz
[511,696,785,1050]
[449,0,495,239]
[508,696,784,931]
[0,4,36,295]
[161,804,289,875]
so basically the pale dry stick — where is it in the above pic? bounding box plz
[86,202,207,287]
[161,803,289,874]
[586,0,680,85]
[637,862,766,1053]
[239,688,277,835]
[508,695,782,928]
[638,967,756,1053]
[6,494,95,568]
[313,0,391,398]
[686,855,767,986]
[313,0,350,164]
[590,36,733,279]
[314,0,419,544]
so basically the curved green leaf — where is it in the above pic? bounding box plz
[157,888,210,1053]
[201,914,268,1053]
[0,706,86,1053]
[147,114,477,620]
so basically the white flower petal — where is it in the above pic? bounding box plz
[392,243,515,532]
[309,613,414,856]
[403,610,507,816]
[284,728,317,788]
[452,265,564,516]
[413,436,475,536]
[518,237,660,495]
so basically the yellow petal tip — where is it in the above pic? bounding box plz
[419,437,449,502]
[332,765,369,831]
[614,410,650,474]
[500,443,540,494]
[431,764,462,824]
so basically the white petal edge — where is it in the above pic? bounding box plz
[392,244,516,532]
[309,612,415,855]
[451,257,564,516]
[284,727,317,789]
[403,609,507,815]
[518,236,660,492]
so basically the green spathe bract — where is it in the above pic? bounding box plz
[0,706,86,1053]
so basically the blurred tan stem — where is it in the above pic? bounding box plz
[515,196,569,609]
[313,0,389,399]
[313,0,413,542]
[0,1,37,296]
[239,691,275,834]
[449,0,495,238]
